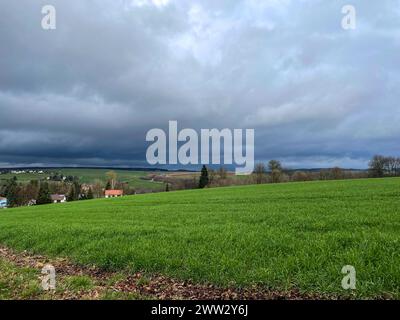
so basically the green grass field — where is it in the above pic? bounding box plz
[0,168,165,191]
[0,178,399,298]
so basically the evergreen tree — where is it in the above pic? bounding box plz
[198,165,209,189]
[4,177,17,197]
[5,178,19,207]
[165,183,170,192]
[105,181,112,190]
[36,182,52,205]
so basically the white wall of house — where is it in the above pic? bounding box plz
[52,196,66,203]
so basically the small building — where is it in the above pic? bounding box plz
[105,190,124,198]
[0,197,7,208]
[50,194,66,203]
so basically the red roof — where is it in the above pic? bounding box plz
[105,190,123,196]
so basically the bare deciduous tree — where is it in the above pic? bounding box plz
[218,167,228,180]
[105,170,118,189]
[254,163,266,184]
[268,160,282,183]
[330,167,345,180]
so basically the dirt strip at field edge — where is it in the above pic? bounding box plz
[0,246,337,300]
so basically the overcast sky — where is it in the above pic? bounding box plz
[0,0,399,169]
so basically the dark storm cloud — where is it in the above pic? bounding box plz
[0,0,399,168]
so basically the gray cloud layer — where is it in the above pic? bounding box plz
[0,0,399,169]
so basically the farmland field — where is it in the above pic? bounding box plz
[0,168,165,191]
[0,178,399,298]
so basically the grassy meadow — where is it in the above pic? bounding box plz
[0,178,399,298]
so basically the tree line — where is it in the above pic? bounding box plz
[0,170,139,208]
[193,154,400,190]
[2,156,399,206]
[368,155,400,178]
[0,177,95,208]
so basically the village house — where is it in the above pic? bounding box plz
[50,194,67,203]
[105,190,124,198]
[0,197,7,209]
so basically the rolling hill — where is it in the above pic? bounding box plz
[0,178,399,298]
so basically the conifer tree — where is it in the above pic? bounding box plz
[198,165,209,189]
[5,178,19,207]
[105,181,112,190]
[36,182,52,205]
